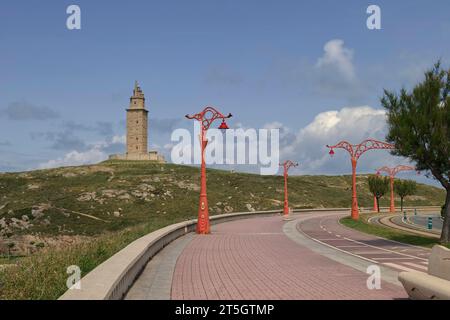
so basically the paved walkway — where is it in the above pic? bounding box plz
[125,233,194,300]
[170,214,407,299]
[299,214,431,274]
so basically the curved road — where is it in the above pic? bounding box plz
[299,215,430,273]
[127,212,409,300]
[408,215,443,231]
[369,213,441,238]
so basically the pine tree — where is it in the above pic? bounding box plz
[381,62,450,243]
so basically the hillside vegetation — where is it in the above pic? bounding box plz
[0,160,445,255]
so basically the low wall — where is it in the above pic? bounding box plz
[59,209,283,300]
[58,206,440,300]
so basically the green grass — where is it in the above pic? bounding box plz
[340,215,450,248]
[0,219,174,300]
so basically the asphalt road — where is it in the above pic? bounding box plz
[408,215,443,231]
[298,214,431,274]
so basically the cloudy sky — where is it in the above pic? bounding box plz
[1,0,449,186]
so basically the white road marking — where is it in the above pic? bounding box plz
[375,257,416,260]
[303,235,378,264]
[403,262,428,270]
[382,262,424,273]
[353,251,396,255]
[336,245,367,248]
[342,237,428,261]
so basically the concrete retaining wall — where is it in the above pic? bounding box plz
[59,209,285,300]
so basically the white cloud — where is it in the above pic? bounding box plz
[263,121,284,130]
[38,134,127,169]
[266,39,361,101]
[279,106,405,174]
[163,143,174,150]
[38,148,108,169]
[111,135,126,144]
[316,39,355,81]
[311,39,370,102]
[301,107,386,141]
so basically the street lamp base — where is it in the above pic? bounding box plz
[351,209,359,220]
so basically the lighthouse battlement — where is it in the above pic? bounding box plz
[109,82,165,163]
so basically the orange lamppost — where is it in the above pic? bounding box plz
[376,165,416,213]
[186,106,232,234]
[326,139,394,220]
[280,160,298,217]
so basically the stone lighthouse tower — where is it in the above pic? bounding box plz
[126,81,148,158]
[109,82,165,162]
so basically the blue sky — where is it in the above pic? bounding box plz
[0,0,449,186]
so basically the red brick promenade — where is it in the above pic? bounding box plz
[171,215,407,300]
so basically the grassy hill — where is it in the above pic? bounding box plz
[0,160,445,299]
[0,160,445,255]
